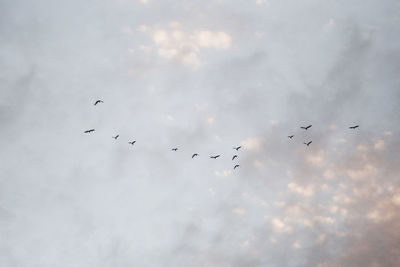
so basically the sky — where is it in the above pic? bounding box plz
[1,0,400,266]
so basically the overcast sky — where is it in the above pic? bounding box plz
[1,0,400,266]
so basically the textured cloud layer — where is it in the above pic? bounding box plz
[1,0,400,266]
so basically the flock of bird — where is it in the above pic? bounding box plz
[84,99,360,170]
[287,124,359,147]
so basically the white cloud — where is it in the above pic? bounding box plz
[347,164,378,180]
[206,117,216,125]
[232,208,246,215]
[336,138,346,143]
[253,160,263,168]
[240,137,261,151]
[142,25,232,68]
[139,45,152,52]
[374,139,385,150]
[316,234,327,244]
[215,169,232,177]
[256,0,267,5]
[271,218,293,234]
[323,169,336,180]
[138,24,148,32]
[288,183,314,196]
[357,144,369,152]
[293,240,301,249]
[208,187,216,196]
[306,150,325,166]
[392,194,400,206]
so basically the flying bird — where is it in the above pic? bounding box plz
[232,155,238,160]
[234,164,240,170]
[129,141,136,145]
[300,125,312,130]
[192,153,198,158]
[112,135,119,140]
[94,100,104,105]
[172,148,178,151]
[233,146,241,151]
[349,125,359,129]
[210,155,220,159]
[304,141,312,146]
[288,135,294,139]
[84,129,95,133]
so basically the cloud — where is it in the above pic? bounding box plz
[2,0,400,266]
[288,183,314,197]
[270,218,293,234]
[141,26,231,68]
[255,0,267,5]
[373,139,385,150]
[240,137,261,151]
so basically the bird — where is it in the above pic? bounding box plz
[192,153,198,158]
[84,129,95,133]
[233,146,242,151]
[94,100,104,105]
[349,125,359,129]
[234,164,240,170]
[304,141,312,146]
[172,148,178,151]
[128,141,136,145]
[288,135,294,139]
[112,135,119,139]
[300,125,312,130]
[210,155,220,159]
[232,155,238,160]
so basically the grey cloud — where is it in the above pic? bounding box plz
[1,0,400,266]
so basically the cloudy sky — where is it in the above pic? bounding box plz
[1,0,400,266]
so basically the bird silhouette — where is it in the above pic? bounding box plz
[349,125,359,129]
[129,141,136,145]
[94,100,104,105]
[300,125,312,130]
[233,146,241,151]
[172,148,178,151]
[112,135,119,140]
[84,129,95,133]
[234,164,240,170]
[304,141,312,146]
[232,155,238,160]
[288,135,294,139]
[192,153,198,158]
[210,155,220,159]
